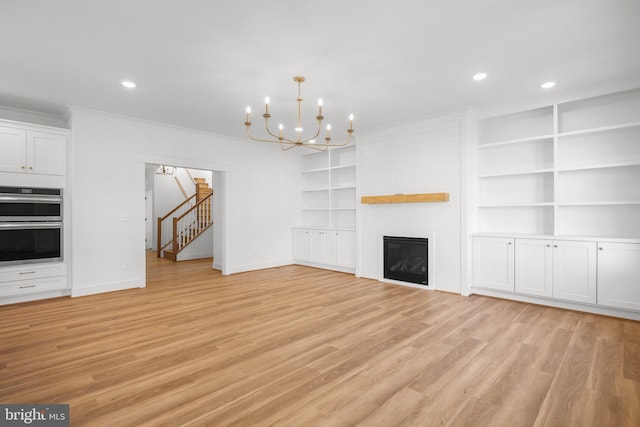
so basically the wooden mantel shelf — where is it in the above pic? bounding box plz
[361,193,450,204]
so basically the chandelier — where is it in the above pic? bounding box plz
[244,76,354,151]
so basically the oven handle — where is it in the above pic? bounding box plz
[0,222,63,229]
[0,195,62,203]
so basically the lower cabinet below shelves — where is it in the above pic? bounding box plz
[293,228,355,272]
[473,236,640,318]
[0,262,68,304]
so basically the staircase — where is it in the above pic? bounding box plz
[157,178,213,261]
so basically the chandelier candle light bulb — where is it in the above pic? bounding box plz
[243,76,354,151]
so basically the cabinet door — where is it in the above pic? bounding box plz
[473,237,515,291]
[293,229,311,261]
[0,126,27,173]
[323,231,337,266]
[597,242,640,311]
[552,240,597,304]
[515,239,553,297]
[336,230,356,268]
[310,230,326,263]
[27,131,66,175]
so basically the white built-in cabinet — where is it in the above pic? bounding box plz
[0,263,68,301]
[293,228,355,271]
[294,145,356,272]
[0,126,67,176]
[473,237,514,292]
[473,88,640,319]
[0,120,69,305]
[597,242,640,311]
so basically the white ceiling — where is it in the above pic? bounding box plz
[1,0,640,140]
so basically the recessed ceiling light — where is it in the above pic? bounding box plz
[473,73,487,81]
[541,81,556,89]
[120,80,137,89]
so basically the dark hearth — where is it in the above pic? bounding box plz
[383,236,428,286]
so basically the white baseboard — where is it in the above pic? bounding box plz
[0,289,69,306]
[225,260,293,275]
[71,279,143,297]
[470,286,640,321]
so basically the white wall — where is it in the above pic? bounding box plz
[68,107,299,297]
[358,110,470,294]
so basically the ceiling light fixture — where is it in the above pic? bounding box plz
[155,165,175,175]
[541,81,556,89]
[120,80,137,89]
[244,76,354,151]
[473,72,487,81]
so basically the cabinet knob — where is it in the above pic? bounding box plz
[554,245,558,248]
[508,242,512,245]
[546,245,551,247]
[599,247,604,250]
[21,166,26,169]
[28,166,33,170]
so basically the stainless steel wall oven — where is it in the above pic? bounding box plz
[0,186,63,266]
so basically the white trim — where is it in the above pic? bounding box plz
[136,153,231,173]
[71,279,142,297]
[470,286,640,321]
[0,115,71,133]
[293,261,355,274]
[225,260,294,275]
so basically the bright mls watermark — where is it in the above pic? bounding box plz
[1,405,69,426]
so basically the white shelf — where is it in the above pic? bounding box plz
[478,169,554,178]
[479,203,554,208]
[558,201,640,206]
[301,187,330,193]
[558,121,640,137]
[558,161,640,172]
[330,164,355,171]
[302,167,330,174]
[478,134,554,148]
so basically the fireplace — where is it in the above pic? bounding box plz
[383,236,428,286]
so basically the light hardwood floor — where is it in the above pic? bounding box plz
[1,252,639,426]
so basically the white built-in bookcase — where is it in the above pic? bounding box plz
[476,87,640,239]
[300,145,356,229]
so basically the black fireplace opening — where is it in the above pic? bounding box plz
[384,236,428,286]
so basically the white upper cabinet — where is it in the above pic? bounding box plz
[0,125,67,176]
[0,126,28,173]
[28,131,67,176]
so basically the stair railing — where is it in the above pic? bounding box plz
[157,194,197,257]
[172,193,213,254]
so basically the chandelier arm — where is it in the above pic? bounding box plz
[263,117,283,140]
[280,142,299,151]
[322,132,353,147]
[299,143,329,152]
[246,127,296,145]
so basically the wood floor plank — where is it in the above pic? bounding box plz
[0,251,638,426]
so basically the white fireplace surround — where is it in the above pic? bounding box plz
[377,232,434,290]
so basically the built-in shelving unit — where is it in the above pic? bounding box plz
[300,145,356,229]
[295,145,357,273]
[476,87,640,239]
